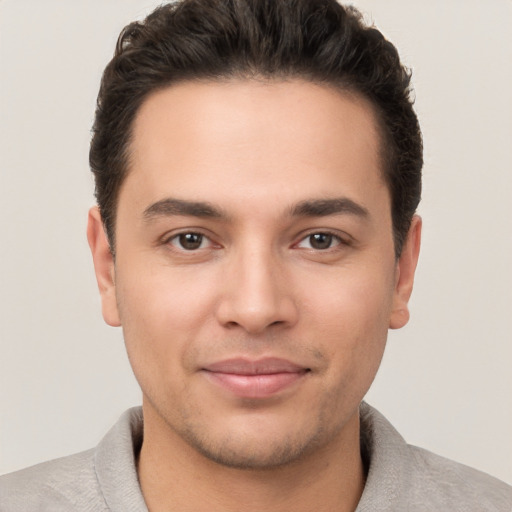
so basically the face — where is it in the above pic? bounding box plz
[88,79,420,469]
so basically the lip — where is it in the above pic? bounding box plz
[202,357,310,399]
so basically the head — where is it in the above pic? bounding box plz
[89,0,422,258]
[87,0,422,472]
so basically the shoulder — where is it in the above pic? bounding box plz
[0,408,146,512]
[358,403,512,512]
[406,444,512,511]
[0,449,108,512]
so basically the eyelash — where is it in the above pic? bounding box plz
[295,231,347,251]
[165,231,215,251]
[163,230,350,252]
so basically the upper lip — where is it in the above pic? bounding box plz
[203,357,309,375]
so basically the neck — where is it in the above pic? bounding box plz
[137,403,365,512]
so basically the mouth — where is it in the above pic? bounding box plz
[201,357,310,399]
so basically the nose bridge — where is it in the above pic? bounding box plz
[217,238,297,333]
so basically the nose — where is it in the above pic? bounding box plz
[215,246,298,334]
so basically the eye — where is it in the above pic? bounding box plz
[169,232,209,251]
[297,232,342,250]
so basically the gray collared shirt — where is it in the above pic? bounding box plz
[1,403,510,511]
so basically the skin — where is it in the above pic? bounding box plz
[88,79,421,512]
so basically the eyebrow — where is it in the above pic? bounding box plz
[142,196,369,222]
[143,198,227,221]
[289,197,369,219]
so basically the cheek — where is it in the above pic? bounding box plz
[303,266,394,385]
[117,258,218,323]
[305,264,394,334]
[114,264,219,379]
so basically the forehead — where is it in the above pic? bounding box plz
[123,79,388,216]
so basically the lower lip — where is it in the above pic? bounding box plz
[203,371,306,399]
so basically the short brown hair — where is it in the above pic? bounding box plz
[90,0,422,256]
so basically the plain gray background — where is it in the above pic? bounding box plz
[1,0,511,483]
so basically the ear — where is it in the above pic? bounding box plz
[87,206,121,327]
[389,215,422,330]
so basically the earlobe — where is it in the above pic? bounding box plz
[86,206,121,327]
[389,215,422,330]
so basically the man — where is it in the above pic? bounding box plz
[1,0,510,510]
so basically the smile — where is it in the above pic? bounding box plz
[202,358,310,399]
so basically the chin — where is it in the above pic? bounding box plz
[186,434,318,470]
[175,413,333,470]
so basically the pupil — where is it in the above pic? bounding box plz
[310,233,332,250]
[179,233,202,250]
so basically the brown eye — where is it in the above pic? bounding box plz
[309,233,334,250]
[297,232,341,250]
[172,233,205,250]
